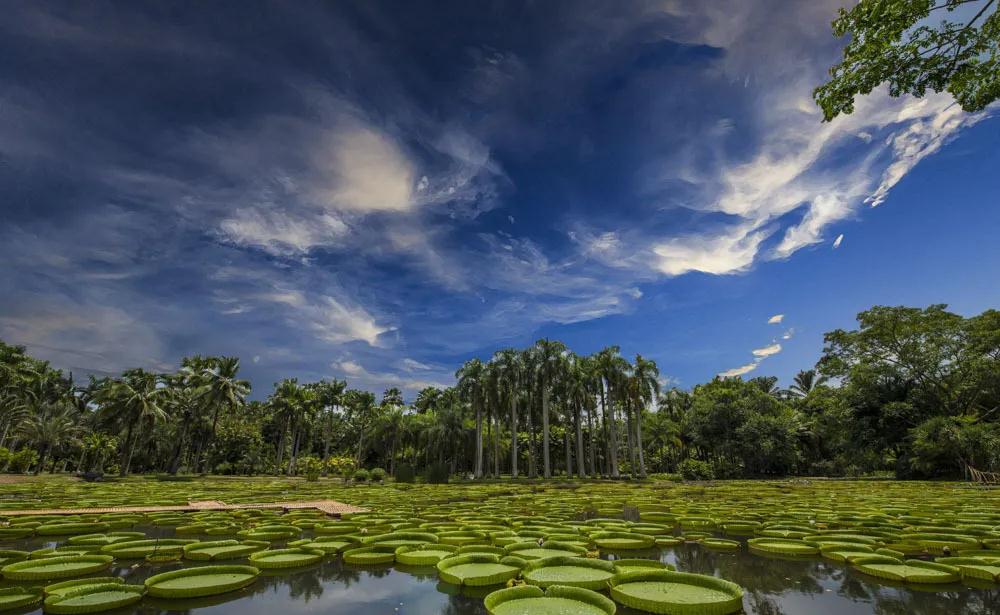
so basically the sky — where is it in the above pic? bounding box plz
[1,1,998,399]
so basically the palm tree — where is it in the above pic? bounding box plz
[564,354,589,478]
[196,357,250,471]
[789,369,829,397]
[268,379,306,473]
[19,402,80,474]
[94,369,167,476]
[595,346,628,478]
[630,354,660,478]
[456,358,486,478]
[532,339,567,479]
[493,349,522,478]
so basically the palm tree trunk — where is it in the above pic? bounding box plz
[510,391,518,478]
[119,419,136,477]
[636,403,647,478]
[542,385,551,478]
[526,395,537,478]
[587,401,597,477]
[575,402,586,477]
[123,423,141,476]
[564,422,572,477]
[275,418,288,475]
[474,405,484,479]
[34,444,49,475]
[625,401,637,477]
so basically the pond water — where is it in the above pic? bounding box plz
[3,527,997,615]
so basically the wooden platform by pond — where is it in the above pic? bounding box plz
[1,499,368,517]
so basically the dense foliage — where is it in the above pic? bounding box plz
[815,0,999,120]
[1,305,997,480]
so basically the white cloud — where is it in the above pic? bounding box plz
[401,358,432,372]
[323,125,416,212]
[832,233,844,249]
[218,209,349,256]
[767,314,784,324]
[719,361,760,378]
[752,343,782,358]
[652,225,771,276]
[256,288,391,346]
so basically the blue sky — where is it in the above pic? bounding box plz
[1,1,997,398]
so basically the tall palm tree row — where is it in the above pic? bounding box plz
[0,337,673,478]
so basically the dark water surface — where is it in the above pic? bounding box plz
[3,527,997,615]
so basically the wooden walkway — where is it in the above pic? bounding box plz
[1,499,368,518]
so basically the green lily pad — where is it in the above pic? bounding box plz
[183,540,268,561]
[747,538,819,556]
[612,559,672,575]
[936,557,1000,582]
[1,555,114,581]
[44,577,123,597]
[592,532,657,550]
[145,564,260,598]
[342,545,397,565]
[248,547,324,569]
[484,585,616,615]
[395,544,459,566]
[852,556,961,583]
[522,556,616,590]
[0,587,44,612]
[101,538,196,559]
[609,570,744,615]
[43,583,145,614]
[436,554,523,586]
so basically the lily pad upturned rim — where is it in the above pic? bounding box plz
[435,553,523,587]
[395,544,459,566]
[44,577,124,597]
[144,564,260,598]
[0,555,114,581]
[851,556,962,584]
[43,583,145,615]
[247,548,324,569]
[608,569,745,615]
[0,586,44,611]
[522,556,616,590]
[484,585,616,615]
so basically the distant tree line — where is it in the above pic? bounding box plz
[1,305,997,480]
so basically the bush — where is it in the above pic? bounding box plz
[423,462,450,484]
[394,463,416,483]
[300,456,324,482]
[326,455,356,482]
[678,458,714,481]
[353,468,370,483]
[369,467,387,482]
[711,458,743,479]
[8,449,38,474]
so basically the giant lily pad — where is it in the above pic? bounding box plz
[609,570,744,615]
[0,587,43,612]
[851,555,961,583]
[484,585,616,615]
[936,557,1000,582]
[145,565,260,598]
[44,578,123,597]
[183,540,268,561]
[101,539,196,559]
[248,547,324,569]
[522,556,616,590]
[43,583,145,614]
[1,555,114,581]
[436,554,523,586]
[395,544,458,566]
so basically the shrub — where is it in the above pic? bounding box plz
[300,456,324,482]
[394,463,416,483]
[8,449,39,474]
[424,462,450,484]
[710,458,743,479]
[369,467,387,482]
[326,456,356,483]
[678,458,714,481]
[353,468,370,483]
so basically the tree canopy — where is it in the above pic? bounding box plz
[815,0,999,120]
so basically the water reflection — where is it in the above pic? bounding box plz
[2,532,997,614]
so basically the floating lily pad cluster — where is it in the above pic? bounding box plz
[1,477,999,613]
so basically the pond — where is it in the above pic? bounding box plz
[3,526,997,615]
